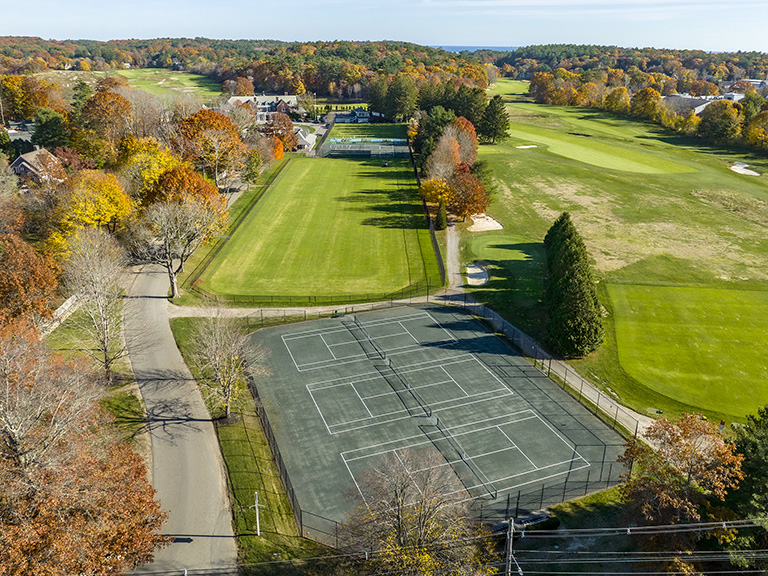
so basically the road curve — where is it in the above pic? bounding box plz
[125,265,237,573]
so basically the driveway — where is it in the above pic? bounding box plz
[125,265,237,572]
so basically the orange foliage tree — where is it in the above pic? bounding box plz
[260,112,298,151]
[0,234,57,325]
[619,413,744,525]
[447,166,489,221]
[154,165,220,204]
[81,90,132,143]
[175,109,246,189]
[0,324,169,574]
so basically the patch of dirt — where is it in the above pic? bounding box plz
[465,262,489,286]
[692,189,768,227]
[731,162,761,176]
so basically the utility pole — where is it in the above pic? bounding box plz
[506,518,523,576]
[250,491,266,536]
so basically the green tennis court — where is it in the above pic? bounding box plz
[250,305,626,526]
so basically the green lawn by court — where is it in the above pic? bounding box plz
[465,83,768,421]
[607,284,768,420]
[327,123,406,139]
[199,156,439,299]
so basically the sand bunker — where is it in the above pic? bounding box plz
[468,213,504,232]
[465,262,489,286]
[731,162,761,176]
[516,145,538,149]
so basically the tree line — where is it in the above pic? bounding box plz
[527,68,768,152]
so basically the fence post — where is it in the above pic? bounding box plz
[584,470,591,496]
[539,484,545,509]
[606,463,613,487]
[578,381,583,402]
[515,490,521,518]
[613,405,619,429]
[595,391,600,415]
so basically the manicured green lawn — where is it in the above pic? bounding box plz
[199,156,439,300]
[466,81,768,422]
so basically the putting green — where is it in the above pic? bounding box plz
[608,283,768,419]
[506,124,696,174]
[201,156,437,298]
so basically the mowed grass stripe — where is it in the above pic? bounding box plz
[505,123,696,174]
[202,156,433,298]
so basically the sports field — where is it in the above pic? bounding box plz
[198,156,440,300]
[250,305,626,525]
[468,79,768,421]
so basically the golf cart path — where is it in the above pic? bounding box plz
[125,264,237,573]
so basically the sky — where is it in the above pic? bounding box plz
[1,0,766,53]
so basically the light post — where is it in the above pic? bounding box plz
[250,491,266,536]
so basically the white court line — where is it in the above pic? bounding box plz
[399,321,421,344]
[282,312,433,340]
[361,377,455,400]
[441,366,468,396]
[307,389,334,435]
[319,334,336,360]
[342,454,368,507]
[353,384,373,418]
[424,310,459,343]
[394,449,424,495]
[498,427,537,470]
[281,335,302,372]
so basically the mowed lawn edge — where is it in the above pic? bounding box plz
[199,156,439,299]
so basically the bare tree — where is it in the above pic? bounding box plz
[130,194,227,298]
[339,448,497,575]
[63,228,128,384]
[190,302,269,419]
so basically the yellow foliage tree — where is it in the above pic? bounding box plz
[118,137,181,202]
[49,171,134,256]
[418,178,454,205]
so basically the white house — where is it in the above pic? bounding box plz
[226,94,301,122]
[294,127,317,151]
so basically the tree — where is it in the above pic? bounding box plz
[176,109,247,189]
[0,234,57,325]
[544,212,603,357]
[154,165,219,204]
[338,448,497,576]
[631,87,663,121]
[698,99,743,142]
[0,323,168,574]
[724,406,768,569]
[619,413,743,525]
[435,199,448,230]
[63,229,128,384]
[425,133,460,181]
[242,149,263,189]
[31,107,70,149]
[367,75,388,115]
[412,106,455,169]
[118,136,180,202]
[260,112,298,151]
[418,178,453,206]
[445,116,479,165]
[384,74,417,121]
[478,95,510,144]
[740,91,765,124]
[131,194,227,298]
[744,110,768,151]
[190,304,269,419]
[49,170,133,255]
[81,90,132,144]
[447,166,490,221]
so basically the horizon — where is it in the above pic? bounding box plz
[2,0,766,54]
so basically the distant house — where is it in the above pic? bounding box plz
[226,94,301,122]
[333,107,370,124]
[9,148,63,184]
[662,93,745,116]
[294,127,317,151]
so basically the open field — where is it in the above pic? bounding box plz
[36,69,223,102]
[467,82,768,421]
[197,155,440,300]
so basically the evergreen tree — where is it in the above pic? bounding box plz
[31,108,71,149]
[478,95,509,144]
[544,212,603,357]
[435,198,447,230]
[384,75,417,122]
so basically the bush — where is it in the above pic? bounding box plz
[435,199,447,230]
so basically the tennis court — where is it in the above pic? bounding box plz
[251,305,625,525]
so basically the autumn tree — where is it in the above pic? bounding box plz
[0,233,57,325]
[260,112,298,151]
[418,178,453,206]
[631,87,663,121]
[604,86,631,114]
[478,95,509,144]
[242,149,263,189]
[445,116,479,164]
[698,99,744,142]
[425,133,460,182]
[0,324,168,574]
[412,106,455,169]
[619,413,743,525]
[338,448,496,576]
[744,110,768,151]
[49,170,133,255]
[130,193,227,298]
[190,304,269,419]
[63,228,128,384]
[81,90,132,144]
[176,109,246,189]
[447,165,490,221]
[154,165,219,204]
[118,136,180,202]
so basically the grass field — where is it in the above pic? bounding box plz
[327,123,406,139]
[198,155,439,300]
[466,80,768,422]
[37,69,222,102]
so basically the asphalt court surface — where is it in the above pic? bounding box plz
[251,305,625,520]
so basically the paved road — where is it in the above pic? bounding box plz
[125,265,237,573]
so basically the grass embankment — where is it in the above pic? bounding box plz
[170,317,329,568]
[466,81,768,422]
[196,154,439,302]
